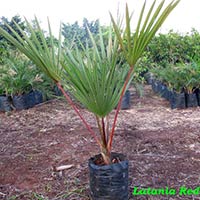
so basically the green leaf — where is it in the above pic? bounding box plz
[61,26,126,117]
[0,17,63,82]
[110,0,180,67]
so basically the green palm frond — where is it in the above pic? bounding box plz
[0,17,62,82]
[61,26,128,117]
[110,0,180,66]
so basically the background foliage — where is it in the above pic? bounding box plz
[138,29,200,69]
[1,15,200,97]
[62,18,99,48]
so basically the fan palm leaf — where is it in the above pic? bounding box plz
[0,17,62,82]
[108,0,180,151]
[110,0,180,67]
[61,26,128,117]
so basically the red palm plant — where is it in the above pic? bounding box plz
[0,0,180,165]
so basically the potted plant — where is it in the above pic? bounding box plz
[182,62,200,107]
[0,65,12,112]
[150,62,200,109]
[0,0,180,198]
[150,64,186,108]
[1,54,44,110]
[0,88,12,112]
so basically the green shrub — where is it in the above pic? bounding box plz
[138,29,200,69]
[150,61,200,93]
[0,51,54,97]
[62,18,99,49]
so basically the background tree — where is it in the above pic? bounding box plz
[0,15,25,64]
[0,15,25,42]
[62,18,99,48]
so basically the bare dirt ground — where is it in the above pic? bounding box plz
[0,85,200,200]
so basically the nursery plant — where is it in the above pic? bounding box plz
[137,28,200,71]
[1,54,38,96]
[149,60,200,108]
[150,62,200,93]
[0,51,56,110]
[0,0,180,199]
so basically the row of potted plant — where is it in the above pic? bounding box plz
[147,62,200,109]
[0,52,61,111]
[0,90,43,111]
[0,0,179,199]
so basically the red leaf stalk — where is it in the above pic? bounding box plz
[107,65,134,152]
[101,117,107,146]
[56,82,101,147]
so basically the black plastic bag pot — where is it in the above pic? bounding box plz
[157,81,164,94]
[0,95,12,112]
[157,83,165,97]
[26,90,43,108]
[195,89,200,106]
[36,91,43,104]
[32,90,43,105]
[159,84,166,97]
[26,91,36,108]
[151,79,157,92]
[12,90,43,110]
[170,91,186,109]
[151,80,161,93]
[185,93,198,108]
[162,87,172,101]
[12,94,27,110]
[89,152,129,200]
[121,90,130,110]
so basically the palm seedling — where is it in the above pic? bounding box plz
[0,0,180,165]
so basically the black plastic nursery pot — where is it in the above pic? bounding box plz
[0,95,12,112]
[121,90,130,110]
[151,80,161,94]
[158,84,166,97]
[12,94,28,110]
[160,85,172,101]
[89,152,129,200]
[150,79,172,101]
[12,90,43,110]
[157,81,165,94]
[195,89,200,106]
[185,92,198,108]
[170,91,186,109]
[25,90,42,108]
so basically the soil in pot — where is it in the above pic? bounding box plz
[0,95,12,112]
[89,152,129,200]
